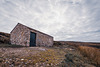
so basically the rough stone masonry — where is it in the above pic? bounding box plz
[10,23,53,47]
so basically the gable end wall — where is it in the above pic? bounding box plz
[10,24,30,46]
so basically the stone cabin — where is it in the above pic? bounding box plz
[10,23,53,47]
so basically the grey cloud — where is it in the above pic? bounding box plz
[0,0,100,42]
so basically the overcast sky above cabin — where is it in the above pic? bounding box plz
[0,0,100,42]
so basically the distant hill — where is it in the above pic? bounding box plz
[0,32,10,43]
[54,41,100,48]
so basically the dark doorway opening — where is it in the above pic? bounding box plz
[30,32,36,47]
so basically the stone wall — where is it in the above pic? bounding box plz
[10,23,53,47]
[10,23,30,46]
[30,29,53,47]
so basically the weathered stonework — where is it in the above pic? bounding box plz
[10,23,53,47]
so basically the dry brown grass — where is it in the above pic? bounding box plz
[78,46,100,66]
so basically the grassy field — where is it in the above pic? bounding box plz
[0,43,97,67]
[54,41,100,67]
[0,43,66,67]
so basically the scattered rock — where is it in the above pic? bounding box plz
[51,63,53,66]
[21,59,24,61]
[47,64,49,66]
[39,48,46,51]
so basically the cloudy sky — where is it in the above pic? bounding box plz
[0,0,100,42]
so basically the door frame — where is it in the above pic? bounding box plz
[30,32,36,47]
